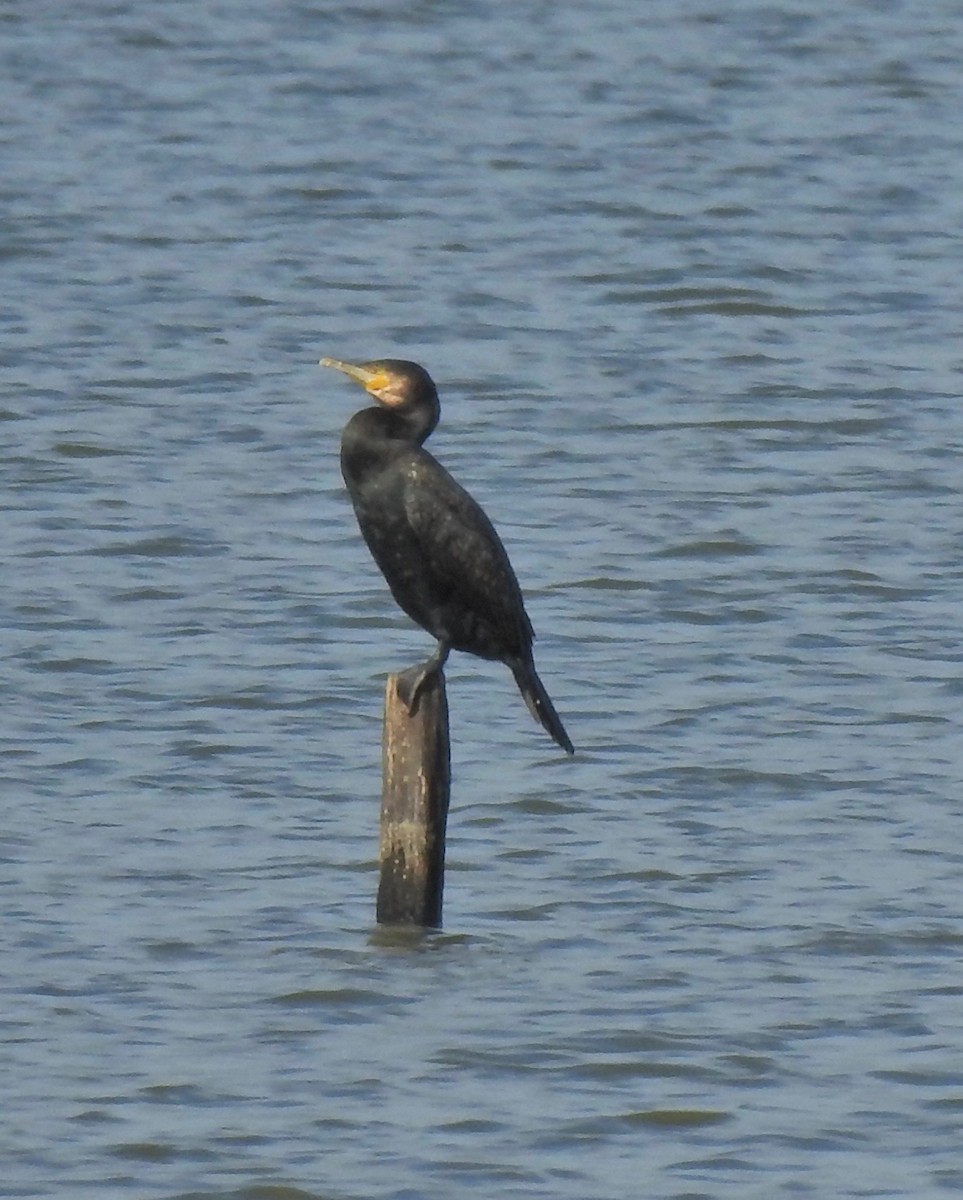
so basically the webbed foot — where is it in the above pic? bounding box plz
[396,643,450,715]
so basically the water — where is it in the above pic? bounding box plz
[3,2,962,1196]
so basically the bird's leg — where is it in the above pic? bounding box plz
[396,641,450,715]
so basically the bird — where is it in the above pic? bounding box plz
[320,356,574,755]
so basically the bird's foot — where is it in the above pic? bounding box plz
[396,663,433,715]
[396,644,450,715]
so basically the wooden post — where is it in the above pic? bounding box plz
[377,668,451,927]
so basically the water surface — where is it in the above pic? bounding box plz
[2,2,962,1197]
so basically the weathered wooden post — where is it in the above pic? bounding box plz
[377,668,451,927]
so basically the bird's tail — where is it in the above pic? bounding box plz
[511,659,574,755]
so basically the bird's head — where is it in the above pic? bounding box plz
[320,357,438,411]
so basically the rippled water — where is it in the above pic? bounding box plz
[3,2,962,1197]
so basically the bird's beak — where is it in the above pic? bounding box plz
[319,357,370,384]
[319,357,389,395]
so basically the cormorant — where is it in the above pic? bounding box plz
[320,357,574,755]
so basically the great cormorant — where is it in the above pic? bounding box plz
[321,357,574,755]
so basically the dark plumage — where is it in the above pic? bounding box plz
[320,356,573,755]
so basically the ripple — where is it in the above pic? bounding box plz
[91,534,227,557]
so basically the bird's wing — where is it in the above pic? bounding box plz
[401,455,534,649]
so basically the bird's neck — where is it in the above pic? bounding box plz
[357,402,437,447]
[340,406,431,484]
[396,396,439,445]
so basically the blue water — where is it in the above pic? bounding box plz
[3,2,962,1197]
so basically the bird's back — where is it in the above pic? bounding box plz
[401,450,533,660]
[342,418,532,664]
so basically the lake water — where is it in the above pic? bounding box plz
[3,2,962,1197]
